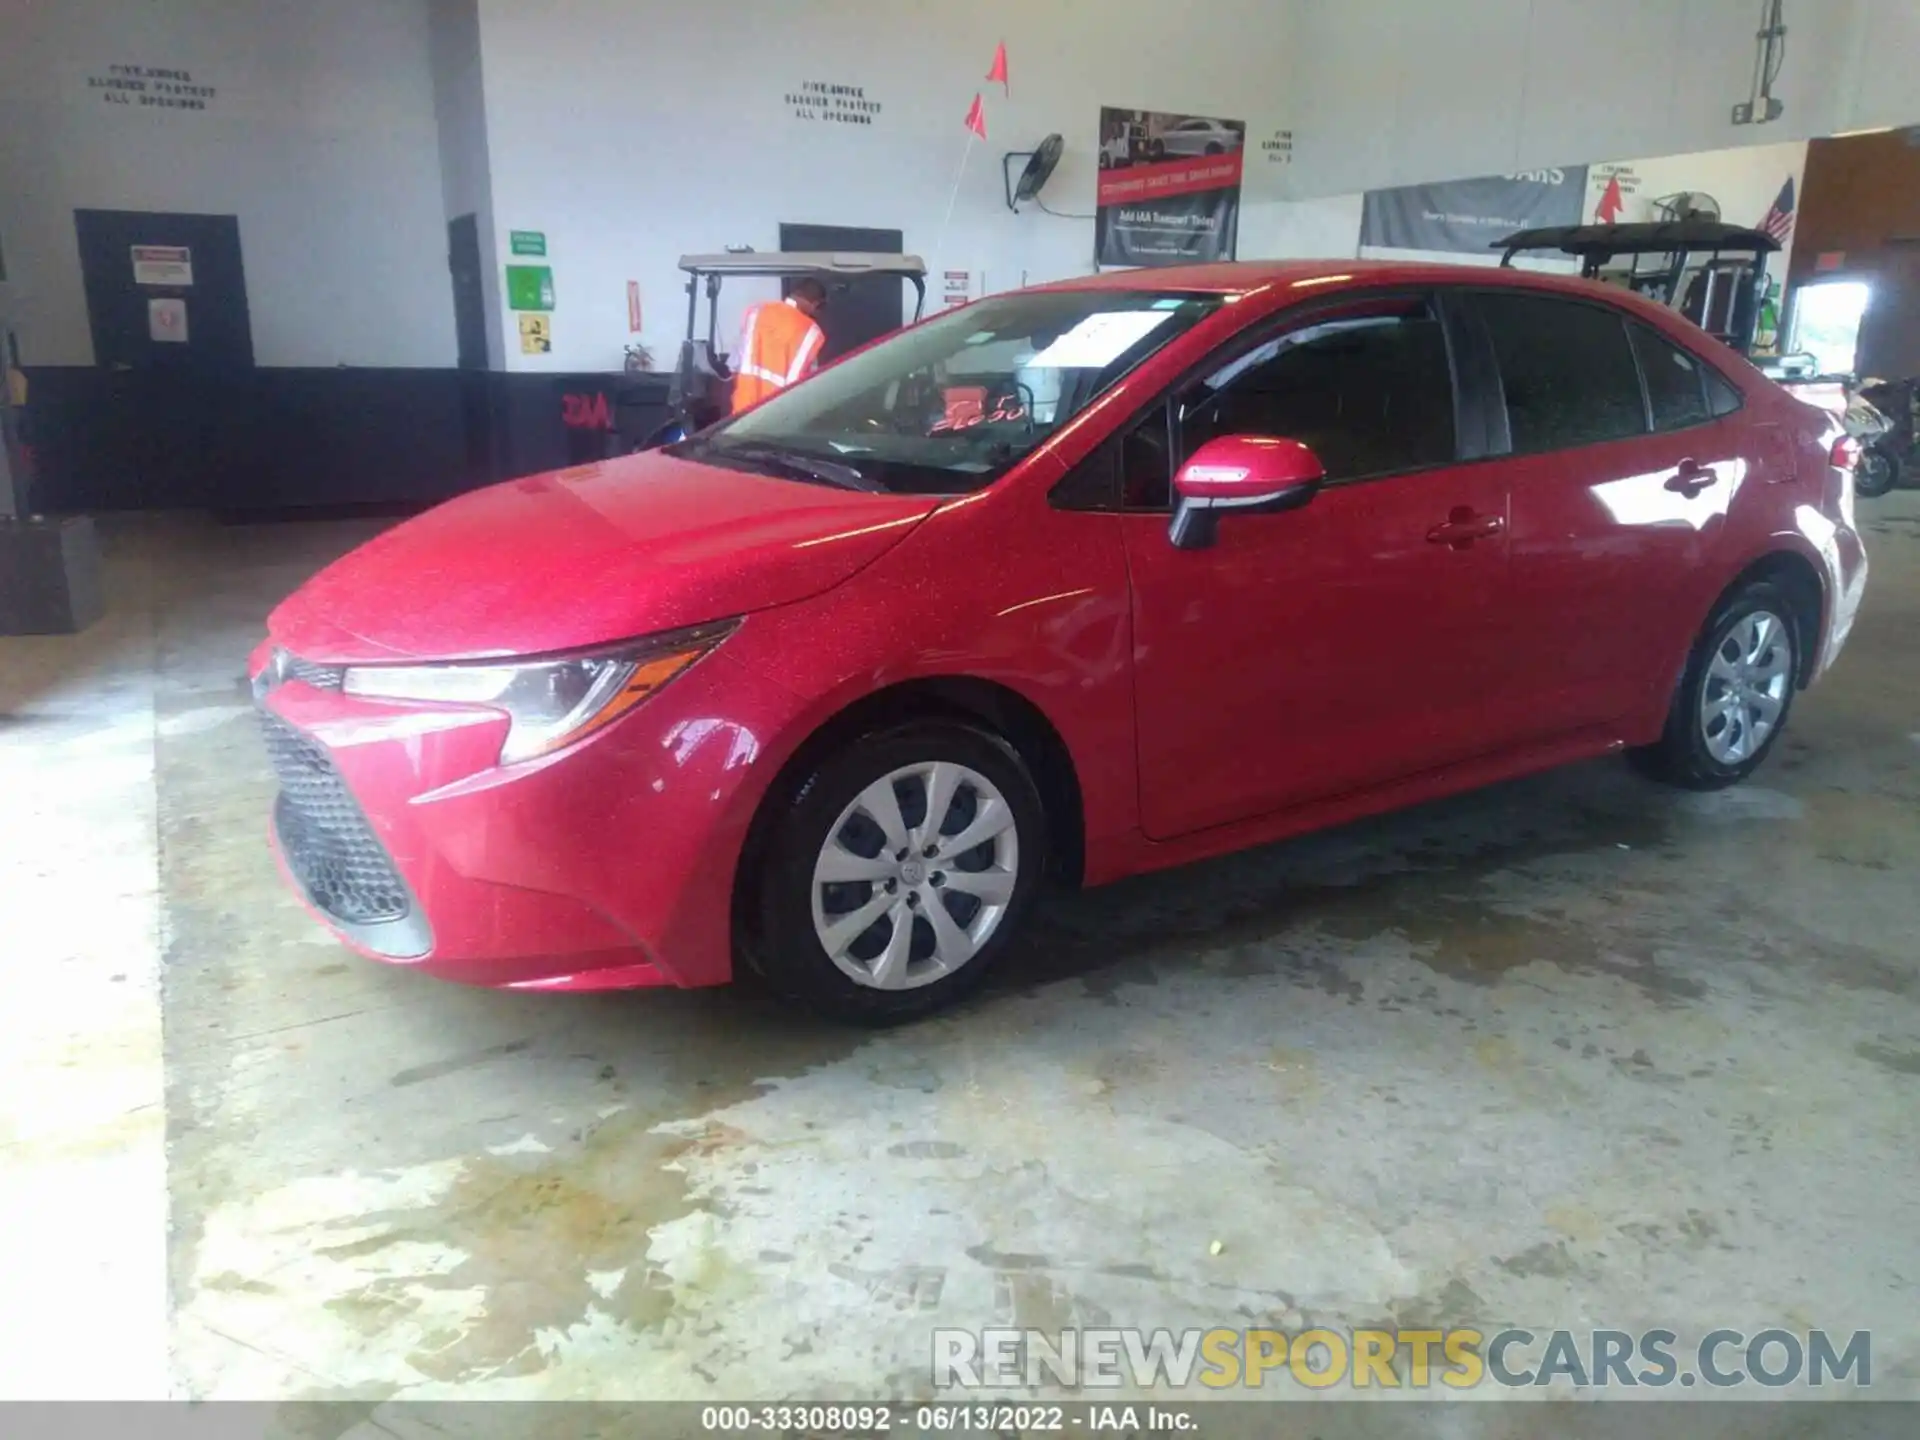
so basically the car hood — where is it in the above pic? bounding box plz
[268,451,941,662]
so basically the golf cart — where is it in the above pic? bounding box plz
[636,252,928,451]
[1494,220,1780,355]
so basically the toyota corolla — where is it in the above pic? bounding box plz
[252,260,1867,1021]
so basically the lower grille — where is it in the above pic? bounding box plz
[260,711,410,925]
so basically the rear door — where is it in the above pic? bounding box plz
[1469,290,1743,740]
[1120,291,1520,839]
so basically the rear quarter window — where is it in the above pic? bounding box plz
[1631,322,1712,432]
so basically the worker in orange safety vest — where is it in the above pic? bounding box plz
[730,277,828,413]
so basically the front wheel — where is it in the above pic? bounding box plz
[1856,444,1901,498]
[744,721,1046,1023]
[1630,581,1800,790]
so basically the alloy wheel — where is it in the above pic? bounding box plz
[1699,610,1793,765]
[810,761,1020,991]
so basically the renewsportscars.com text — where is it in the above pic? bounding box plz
[933,1326,1872,1391]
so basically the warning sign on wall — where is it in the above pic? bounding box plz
[132,245,193,286]
[519,313,551,355]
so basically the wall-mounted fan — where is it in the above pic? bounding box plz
[1654,190,1722,223]
[1004,133,1065,212]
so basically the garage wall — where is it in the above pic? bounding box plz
[470,0,1307,372]
[0,0,455,368]
[473,0,1903,373]
[1286,0,1881,198]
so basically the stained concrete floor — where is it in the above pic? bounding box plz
[3,499,1919,1411]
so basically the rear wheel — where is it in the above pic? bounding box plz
[745,721,1045,1023]
[1630,580,1799,790]
[1856,445,1900,498]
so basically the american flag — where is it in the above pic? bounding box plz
[1760,176,1796,243]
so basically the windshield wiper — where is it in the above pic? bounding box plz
[725,444,886,493]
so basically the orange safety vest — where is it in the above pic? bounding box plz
[731,299,826,413]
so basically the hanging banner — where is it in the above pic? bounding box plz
[1359,167,1590,254]
[1095,106,1245,268]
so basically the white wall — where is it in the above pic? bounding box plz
[471,0,1308,372]
[471,0,1913,373]
[1585,137,1808,277]
[4,0,1898,377]
[0,0,456,367]
[1285,0,1893,198]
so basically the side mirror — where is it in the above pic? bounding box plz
[1168,435,1325,550]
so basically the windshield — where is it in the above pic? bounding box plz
[675,289,1224,495]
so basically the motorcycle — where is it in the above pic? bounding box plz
[1854,377,1916,498]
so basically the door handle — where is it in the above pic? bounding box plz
[1426,508,1505,549]
[1665,460,1715,497]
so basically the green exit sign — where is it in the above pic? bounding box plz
[510,230,546,256]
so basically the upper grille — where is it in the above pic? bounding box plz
[260,711,410,926]
[283,654,344,691]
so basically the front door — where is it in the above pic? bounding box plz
[1121,293,1517,840]
[779,222,904,361]
[74,209,253,370]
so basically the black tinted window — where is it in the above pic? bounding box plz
[1179,301,1456,485]
[1478,293,1646,451]
[1632,324,1711,431]
[1121,405,1174,509]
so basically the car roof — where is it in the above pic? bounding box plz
[1028,257,1622,299]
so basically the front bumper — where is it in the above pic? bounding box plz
[251,641,799,990]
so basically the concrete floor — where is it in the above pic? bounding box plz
[4,499,1919,1408]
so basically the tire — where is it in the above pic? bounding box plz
[1856,445,1900,498]
[743,720,1046,1024]
[1630,580,1800,790]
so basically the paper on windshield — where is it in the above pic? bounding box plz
[1027,310,1175,369]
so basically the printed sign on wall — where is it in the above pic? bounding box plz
[1588,164,1643,224]
[787,81,882,126]
[1360,168,1590,254]
[506,265,555,311]
[519,314,551,355]
[1095,106,1246,267]
[131,245,192,286]
[88,64,217,112]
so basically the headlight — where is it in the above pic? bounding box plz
[342,621,735,764]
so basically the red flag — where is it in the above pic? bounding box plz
[1595,174,1625,224]
[964,92,987,140]
[986,41,1009,95]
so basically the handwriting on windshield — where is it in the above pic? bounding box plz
[929,401,1027,436]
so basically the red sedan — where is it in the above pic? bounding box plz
[252,261,1868,1021]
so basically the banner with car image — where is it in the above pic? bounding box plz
[1095,106,1246,268]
